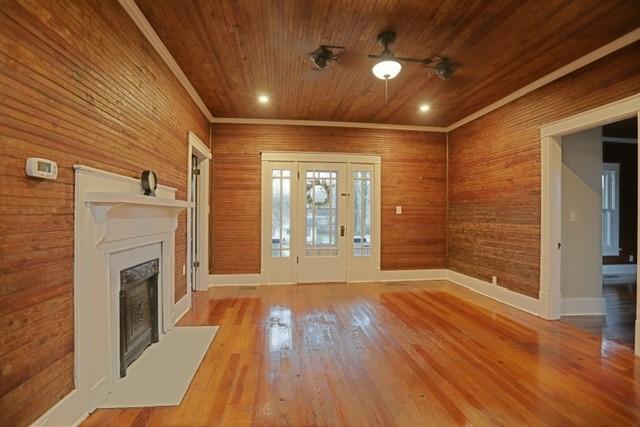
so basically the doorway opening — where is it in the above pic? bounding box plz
[261,152,381,284]
[187,132,212,293]
[539,93,640,355]
[557,118,637,350]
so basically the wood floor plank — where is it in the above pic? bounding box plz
[83,281,640,426]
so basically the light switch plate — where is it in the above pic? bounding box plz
[569,211,577,222]
[396,206,402,215]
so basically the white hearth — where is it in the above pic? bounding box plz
[73,165,192,414]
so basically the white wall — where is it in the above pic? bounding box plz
[561,127,603,300]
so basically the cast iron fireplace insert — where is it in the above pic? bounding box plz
[119,258,160,377]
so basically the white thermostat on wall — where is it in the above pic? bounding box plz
[25,157,58,179]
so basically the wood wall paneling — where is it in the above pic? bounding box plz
[210,125,447,274]
[0,0,209,425]
[447,42,640,298]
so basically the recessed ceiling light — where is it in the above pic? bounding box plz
[258,95,269,104]
[419,104,430,112]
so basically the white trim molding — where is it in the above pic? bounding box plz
[561,298,607,316]
[446,28,640,132]
[211,117,446,133]
[603,137,638,144]
[540,93,640,138]
[187,132,212,292]
[378,269,447,282]
[118,0,214,121]
[30,390,86,427]
[602,264,638,275]
[209,274,263,287]
[173,293,191,324]
[261,151,381,164]
[446,270,542,316]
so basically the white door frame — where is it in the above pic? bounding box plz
[261,152,381,284]
[187,131,212,293]
[539,93,640,356]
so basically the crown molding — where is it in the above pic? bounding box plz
[445,27,640,132]
[210,117,447,132]
[118,0,214,122]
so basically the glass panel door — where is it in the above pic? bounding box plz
[264,162,297,284]
[297,163,347,283]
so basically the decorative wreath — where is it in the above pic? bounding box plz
[305,180,332,207]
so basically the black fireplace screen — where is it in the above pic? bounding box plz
[119,258,160,377]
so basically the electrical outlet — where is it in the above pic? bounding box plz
[182,264,186,276]
[492,276,497,286]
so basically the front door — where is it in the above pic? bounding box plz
[297,163,347,283]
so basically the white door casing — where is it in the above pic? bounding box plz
[187,131,212,292]
[261,152,381,284]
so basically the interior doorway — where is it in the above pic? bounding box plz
[539,93,640,355]
[261,152,381,284]
[557,119,637,350]
[187,132,212,293]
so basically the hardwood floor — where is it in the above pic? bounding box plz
[83,281,640,426]
[562,281,637,350]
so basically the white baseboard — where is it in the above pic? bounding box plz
[561,297,607,316]
[208,269,449,287]
[30,389,87,427]
[173,293,191,324]
[602,264,637,275]
[378,269,448,282]
[209,274,262,287]
[446,270,542,316]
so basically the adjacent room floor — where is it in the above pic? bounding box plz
[84,281,640,426]
[562,277,637,350]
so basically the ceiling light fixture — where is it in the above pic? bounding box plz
[419,104,430,112]
[367,31,459,104]
[370,32,402,103]
[258,95,269,104]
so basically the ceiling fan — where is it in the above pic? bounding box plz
[308,31,458,102]
[367,31,457,81]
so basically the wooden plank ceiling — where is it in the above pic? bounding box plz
[135,0,640,127]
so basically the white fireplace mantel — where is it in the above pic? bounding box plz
[71,165,193,418]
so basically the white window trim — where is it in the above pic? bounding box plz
[602,162,620,257]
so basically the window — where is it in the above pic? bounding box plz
[272,169,291,257]
[353,170,372,256]
[304,170,338,256]
[602,163,620,256]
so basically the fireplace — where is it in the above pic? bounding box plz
[119,258,160,377]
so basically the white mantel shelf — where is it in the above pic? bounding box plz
[84,192,193,208]
[84,192,192,224]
